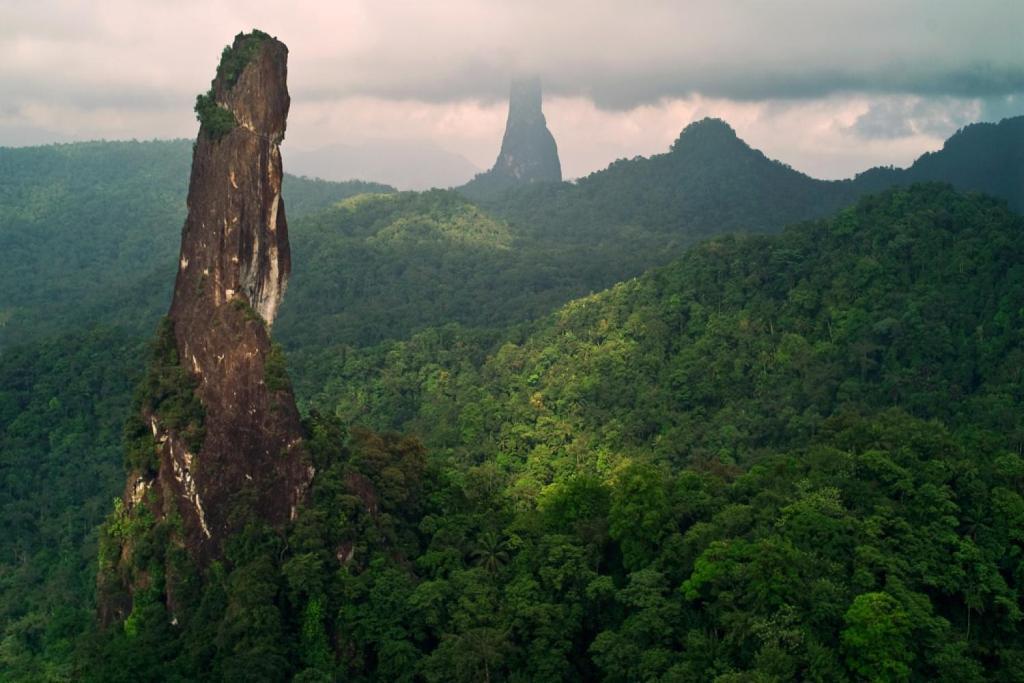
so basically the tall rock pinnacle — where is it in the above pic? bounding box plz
[493,77,562,183]
[168,28,312,550]
[460,77,562,197]
[100,30,312,622]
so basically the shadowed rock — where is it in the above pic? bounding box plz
[460,77,562,197]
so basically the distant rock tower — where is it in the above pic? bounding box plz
[461,77,562,196]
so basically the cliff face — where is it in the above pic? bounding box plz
[460,78,562,197]
[163,30,311,558]
[103,31,312,622]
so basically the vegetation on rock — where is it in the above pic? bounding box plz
[193,30,273,140]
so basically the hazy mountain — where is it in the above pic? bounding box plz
[854,115,1024,211]
[472,115,1023,240]
[460,78,562,198]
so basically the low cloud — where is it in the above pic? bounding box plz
[850,98,982,140]
[0,1,1021,179]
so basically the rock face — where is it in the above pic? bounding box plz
[461,78,561,196]
[491,78,562,183]
[106,31,312,617]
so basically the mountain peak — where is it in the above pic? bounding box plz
[194,29,289,144]
[173,28,311,551]
[670,117,743,153]
[507,77,544,128]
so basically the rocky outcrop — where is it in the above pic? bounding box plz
[101,31,312,622]
[168,29,311,555]
[460,78,562,197]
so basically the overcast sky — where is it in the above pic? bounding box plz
[1,1,1021,183]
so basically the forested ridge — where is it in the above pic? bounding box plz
[75,185,1024,681]
[464,116,1024,238]
[0,140,391,348]
[0,118,1022,680]
[3,117,1021,354]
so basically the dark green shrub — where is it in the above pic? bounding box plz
[194,90,237,141]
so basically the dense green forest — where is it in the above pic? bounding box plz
[0,330,141,679]
[278,189,664,351]
[1,119,1023,680]
[4,118,1021,354]
[76,185,1024,681]
[0,140,390,348]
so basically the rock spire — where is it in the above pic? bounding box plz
[100,30,312,623]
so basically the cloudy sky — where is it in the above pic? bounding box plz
[1,1,1021,186]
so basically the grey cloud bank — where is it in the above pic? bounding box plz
[0,1,1021,181]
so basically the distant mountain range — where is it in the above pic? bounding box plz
[469,115,1023,238]
[1,115,1020,354]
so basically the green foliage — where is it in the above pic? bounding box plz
[122,412,158,474]
[316,185,1024,472]
[194,89,238,141]
[230,296,264,325]
[216,30,270,89]
[277,188,615,352]
[0,139,393,350]
[136,317,204,452]
[299,597,332,674]
[192,30,271,141]
[0,329,138,682]
[841,592,913,682]
[264,343,290,393]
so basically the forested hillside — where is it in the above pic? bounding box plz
[315,184,1024,463]
[277,190,663,350]
[855,116,1024,211]
[4,118,1021,355]
[1,122,1022,680]
[0,140,390,348]
[78,185,1024,681]
[0,330,142,679]
[468,116,1024,239]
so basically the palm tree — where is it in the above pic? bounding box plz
[470,531,509,574]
